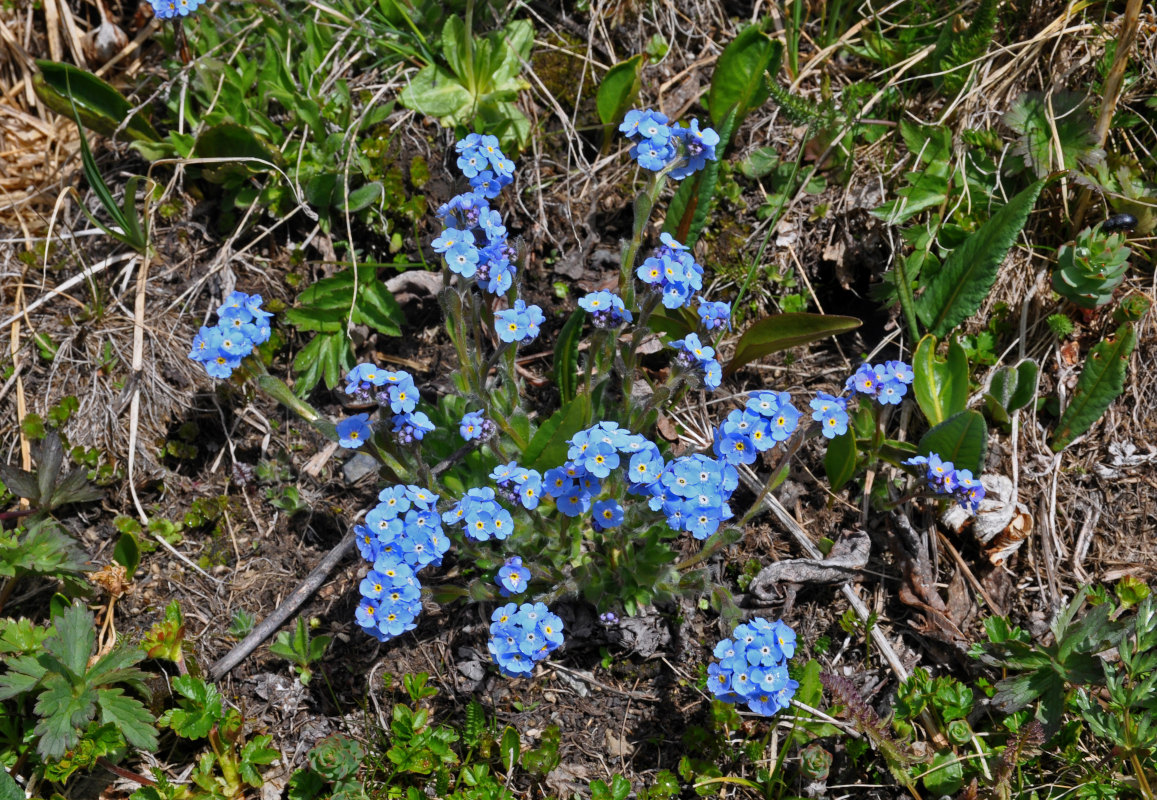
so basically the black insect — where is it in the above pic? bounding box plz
[1100,213,1139,233]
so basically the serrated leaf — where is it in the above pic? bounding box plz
[239,735,280,786]
[724,313,861,377]
[35,679,97,758]
[0,464,40,502]
[912,335,969,426]
[98,687,158,751]
[823,430,857,491]
[0,654,48,698]
[37,432,64,506]
[158,675,223,738]
[1051,323,1136,451]
[915,180,1044,336]
[553,310,584,403]
[597,55,644,126]
[917,410,987,476]
[47,601,96,677]
[523,395,590,472]
[49,465,104,508]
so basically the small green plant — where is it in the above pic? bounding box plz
[1047,312,1075,337]
[0,602,157,763]
[398,12,534,151]
[838,607,878,667]
[227,609,257,639]
[270,617,332,685]
[1053,224,1132,309]
[287,733,368,800]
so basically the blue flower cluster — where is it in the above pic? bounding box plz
[490,461,543,510]
[619,110,720,179]
[496,556,530,596]
[339,366,432,446]
[578,291,633,328]
[434,137,517,294]
[698,300,731,331]
[487,602,564,677]
[671,333,722,391]
[150,0,203,19]
[648,453,739,539]
[459,410,496,442]
[637,233,705,310]
[845,361,915,406]
[809,393,849,439]
[354,485,447,642]
[707,618,799,716]
[443,487,514,541]
[188,292,272,379]
[544,422,659,518]
[495,299,544,345]
[713,391,801,465]
[904,453,986,513]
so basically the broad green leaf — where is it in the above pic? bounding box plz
[1008,363,1045,412]
[724,313,860,377]
[597,55,645,126]
[523,395,590,471]
[98,687,158,751]
[823,430,857,491]
[915,180,1045,336]
[440,15,471,83]
[0,769,23,800]
[500,726,520,774]
[1051,322,1136,451]
[192,123,282,184]
[35,60,159,143]
[705,26,781,126]
[158,675,223,739]
[912,335,969,426]
[553,310,584,403]
[35,680,96,758]
[923,751,964,796]
[400,65,473,119]
[239,735,279,786]
[113,530,141,579]
[351,279,404,336]
[335,181,383,213]
[917,410,988,476]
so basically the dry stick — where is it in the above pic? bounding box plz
[1071,0,1143,232]
[207,441,483,681]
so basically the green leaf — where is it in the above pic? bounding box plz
[98,687,158,751]
[597,55,645,126]
[553,310,584,403]
[499,726,520,774]
[917,410,988,476]
[113,530,141,579]
[335,181,383,213]
[439,14,470,82]
[239,735,280,786]
[34,60,159,143]
[1051,322,1136,451]
[0,769,23,800]
[34,679,97,758]
[287,770,325,800]
[48,601,97,677]
[400,64,473,119]
[923,751,964,796]
[823,430,857,491]
[915,180,1045,336]
[724,313,860,377]
[705,26,781,127]
[158,675,223,739]
[912,335,969,426]
[523,395,590,472]
[292,332,355,394]
[191,123,282,183]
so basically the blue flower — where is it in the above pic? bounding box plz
[697,300,731,331]
[669,119,721,180]
[591,499,624,530]
[189,292,269,380]
[337,413,373,449]
[495,300,544,344]
[496,556,531,596]
[810,392,850,438]
[445,242,480,278]
[708,618,798,716]
[459,410,494,441]
[150,0,202,19]
[905,452,985,514]
[487,602,564,677]
[392,411,435,444]
[432,228,474,254]
[578,291,633,328]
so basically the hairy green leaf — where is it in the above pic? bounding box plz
[915,180,1044,336]
[725,313,860,377]
[596,55,644,126]
[917,410,988,476]
[553,310,584,403]
[1051,322,1136,451]
[523,395,590,472]
[35,60,159,143]
[912,335,968,426]
[98,687,158,752]
[824,430,857,491]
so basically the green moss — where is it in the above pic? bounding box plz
[529,32,587,111]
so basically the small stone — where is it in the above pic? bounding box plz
[342,453,379,485]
